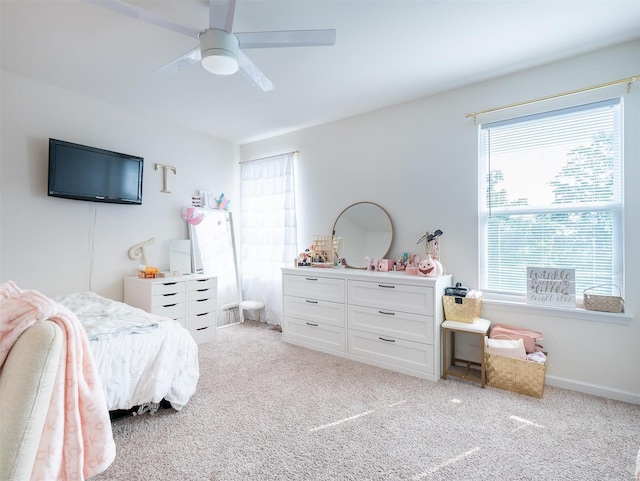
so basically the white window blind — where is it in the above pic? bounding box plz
[479,98,623,299]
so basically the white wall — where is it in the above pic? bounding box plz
[1,70,239,301]
[240,40,640,403]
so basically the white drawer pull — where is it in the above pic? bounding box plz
[306,322,319,327]
[378,310,395,315]
[379,336,396,342]
[306,300,318,304]
[378,284,395,289]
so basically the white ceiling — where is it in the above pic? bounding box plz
[2,1,639,144]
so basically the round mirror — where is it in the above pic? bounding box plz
[332,202,393,269]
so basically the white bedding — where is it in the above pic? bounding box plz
[56,292,200,412]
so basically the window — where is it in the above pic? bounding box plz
[479,98,623,301]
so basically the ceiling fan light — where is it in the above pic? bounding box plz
[201,50,239,75]
[200,29,240,76]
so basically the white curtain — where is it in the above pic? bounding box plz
[240,152,297,325]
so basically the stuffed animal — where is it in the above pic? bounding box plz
[418,255,443,277]
[182,206,203,225]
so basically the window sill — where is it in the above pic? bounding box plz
[482,298,632,325]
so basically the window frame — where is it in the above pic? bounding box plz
[478,98,625,305]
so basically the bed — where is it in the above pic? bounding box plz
[55,291,200,414]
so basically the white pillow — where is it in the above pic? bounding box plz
[484,336,527,360]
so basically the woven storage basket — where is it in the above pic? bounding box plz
[484,352,547,398]
[583,284,624,313]
[443,296,482,323]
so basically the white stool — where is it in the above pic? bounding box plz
[442,317,492,388]
[240,300,265,322]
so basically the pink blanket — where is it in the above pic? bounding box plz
[0,281,115,480]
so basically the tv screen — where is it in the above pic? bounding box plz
[48,138,143,205]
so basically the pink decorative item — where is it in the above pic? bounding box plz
[182,206,203,225]
[406,266,419,275]
[376,259,393,272]
[418,255,443,277]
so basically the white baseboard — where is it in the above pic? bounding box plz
[546,375,640,405]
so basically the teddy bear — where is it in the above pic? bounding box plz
[418,255,443,277]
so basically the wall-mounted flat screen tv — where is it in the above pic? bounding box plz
[48,138,143,205]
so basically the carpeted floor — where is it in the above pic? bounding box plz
[92,321,640,481]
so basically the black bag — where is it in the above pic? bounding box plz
[444,282,469,297]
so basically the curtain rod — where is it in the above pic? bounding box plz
[466,75,639,124]
[238,150,299,164]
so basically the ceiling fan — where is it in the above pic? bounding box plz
[88,0,336,91]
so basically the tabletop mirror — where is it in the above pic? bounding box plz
[189,209,241,327]
[332,201,393,269]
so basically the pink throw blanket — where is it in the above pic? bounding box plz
[0,281,116,480]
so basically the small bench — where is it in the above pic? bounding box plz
[442,317,492,388]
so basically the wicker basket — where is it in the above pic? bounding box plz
[484,352,547,398]
[443,296,482,323]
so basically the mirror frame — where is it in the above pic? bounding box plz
[332,201,393,269]
[189,209,242,326]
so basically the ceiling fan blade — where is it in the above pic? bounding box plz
[154,47,201,74]
[209,0,236,32]
[236,29,336,49]
[87,0,200,40]
[238,50,275,92]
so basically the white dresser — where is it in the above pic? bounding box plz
[282,267,452,382]
[124,275,217,344]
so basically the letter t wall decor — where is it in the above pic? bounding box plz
[155,163,177,193]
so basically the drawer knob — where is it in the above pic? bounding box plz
[379,336,396,342]
[378,310,395,316]
[306,322,319,327]
[378,284,395,289]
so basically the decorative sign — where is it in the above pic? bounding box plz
[527,267,575,308]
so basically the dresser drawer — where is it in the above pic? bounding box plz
[189,323,216,344]
[153,302,185,321]
[284,296,345,327]
[188,297,216,316]
[348,305,434,344]
[188,277,216,292]
[152,290,185,307]
[188,311,216,331]
[348,280,433,315]
[283,275,345,303]
[348,329,434,375]
[151,281,184,296]
[283,316,345,353]
[188,286,216,301]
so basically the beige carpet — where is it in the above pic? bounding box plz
[92,321,640,481]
